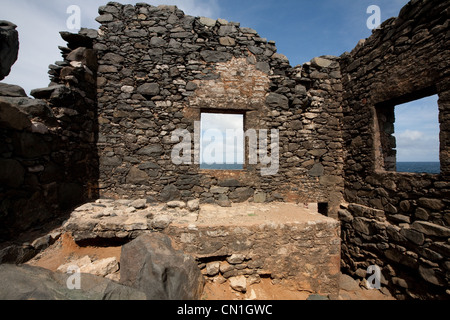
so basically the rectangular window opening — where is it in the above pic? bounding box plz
[200,112,245,171]
[375,90,440,174]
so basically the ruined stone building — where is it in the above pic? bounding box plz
[0,0,449,299]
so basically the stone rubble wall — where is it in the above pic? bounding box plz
[94,2,345,216]
[1,0,449,301]
[165,219,341,296]
[61,198,340,296]
[339,0,450,299]
[0,29,99,241]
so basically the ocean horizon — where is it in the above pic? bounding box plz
[200,162,441,174]
[200,163,244,170]
[397,162,440,174]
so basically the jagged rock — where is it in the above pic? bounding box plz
[253,192,267,203]
[151,215,172,230]
[167,200,186,209]
[266,92,289,109]
[229,188,254,203]
[309,163,325,177]
[79,28,98,39]
[137,83,160,96]
[0,100,31,130]
[200,50,233,63]
[57,256,92,272]
[126,167,150,185]
[119,233,204,300]
[206,262,220,276]
[130,199,147,210]
[229,276,247,293]
[160,185,181,202]
[340,274,360,291]
[0,264,145,300]
[0,244,36,264]
[311,57,333,68]
[30,85,74,105]
[0,83,26,97]
[80,257,120,278]
[60,31,93,49]
[0,96,52,119]
[187,199,200,212]
[31,232,60,251]
[412,221,450,238]
[198,17,216,27]
[227,254,245,265]
[0,21,19,81]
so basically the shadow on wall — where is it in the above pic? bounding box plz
[0,28,100,242]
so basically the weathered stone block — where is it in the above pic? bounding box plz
[199,50,233,63]
[412,221,450,238]
[137,83,160,96]
[126,167,150,185]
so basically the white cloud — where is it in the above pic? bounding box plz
[201,113,244,164]
[395,130,424,142]
[393,95,440,162]
[394,130,439,162]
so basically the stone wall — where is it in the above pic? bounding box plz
[2,0,449,300]
[0,30,99,241]
[61,198,341,297]
[165,219,340,296]
[339,0,450,299]
[94,3,345,216]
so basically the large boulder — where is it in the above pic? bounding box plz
[0,96,53,120]
[0,21,19,81]
[120,233,204,300]
[0,264,146,300]
[0,100,31,131]
[0,83,27,97]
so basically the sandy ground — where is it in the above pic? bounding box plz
[27,233,122,272]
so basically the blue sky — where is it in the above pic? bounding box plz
[1,0,440,162]
[394,95,440,163]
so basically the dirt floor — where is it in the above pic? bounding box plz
[27,232,395,301]
[27,233,122,272]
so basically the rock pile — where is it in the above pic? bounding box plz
[57,256,120,281]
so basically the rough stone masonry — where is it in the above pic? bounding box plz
[0,0,449,300]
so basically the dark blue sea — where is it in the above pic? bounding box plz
[201,162,440,174]
[200,163,244,170]
[397,162,440,174]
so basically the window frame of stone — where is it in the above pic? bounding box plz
[373,86,441,174]
[199,109,247,171]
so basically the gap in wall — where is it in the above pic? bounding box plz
[200,112,245,171]
[393,94,440,174]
